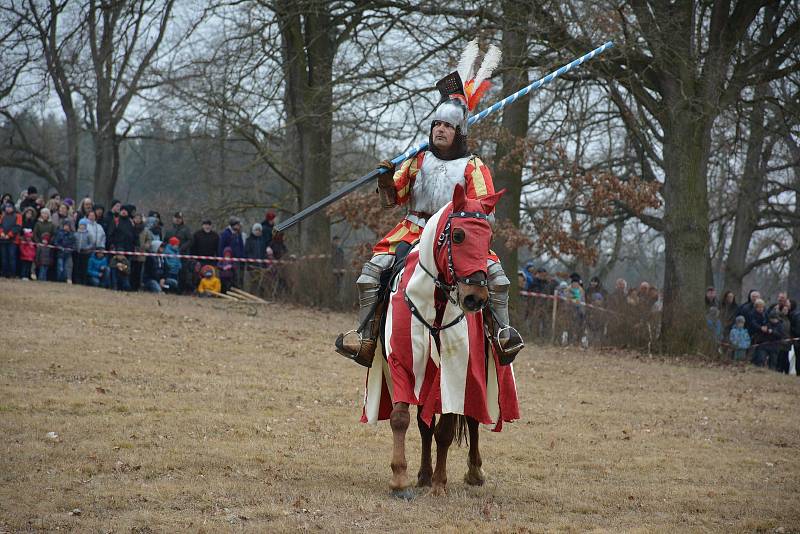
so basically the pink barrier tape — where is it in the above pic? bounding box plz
[520,290,622,316]
[29,242,327,265]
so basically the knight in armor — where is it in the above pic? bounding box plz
[335,43,523,367]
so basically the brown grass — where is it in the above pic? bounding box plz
[1,279,799,533]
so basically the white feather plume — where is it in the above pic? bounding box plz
[473,44,502,87]
[457,39,480,82]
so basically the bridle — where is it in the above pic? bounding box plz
[404,209,490,334]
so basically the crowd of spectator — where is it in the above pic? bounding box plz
[0,186,289,297]
[519,263,800,373]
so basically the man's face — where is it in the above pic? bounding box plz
[202,222,211,232]
[707,288,716,299]
[431,120,456,151]
[778,292,787,305]
[616,279,626,290]
[751,291,761,302]
[233,223,241,233]
[173,216,182,226]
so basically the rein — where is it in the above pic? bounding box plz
[403,209,489,335]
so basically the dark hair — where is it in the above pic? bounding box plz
[719,290,736,308]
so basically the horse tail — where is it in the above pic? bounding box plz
[455,414,469,447]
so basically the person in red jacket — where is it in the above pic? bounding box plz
[18,228,36,279]
[0,202,22,277]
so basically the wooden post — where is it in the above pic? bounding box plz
[551,289,558,345]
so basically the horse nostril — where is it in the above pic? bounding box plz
[463,294,481,311]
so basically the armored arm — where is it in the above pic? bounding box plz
[376,160,398,208]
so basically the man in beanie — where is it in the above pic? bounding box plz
[219,216,245,288]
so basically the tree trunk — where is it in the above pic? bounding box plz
[277,0,334,255]
[492,0,530,316]
[722,91,770,299]
[660,115,712,355]
[788,140,800,301]
[93,126,117,206]
[64,114,79,199]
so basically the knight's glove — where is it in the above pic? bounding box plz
[376,160,397,208]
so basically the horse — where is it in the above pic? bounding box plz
[361,184,520,498]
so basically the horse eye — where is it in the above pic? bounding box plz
[452,228,466,244]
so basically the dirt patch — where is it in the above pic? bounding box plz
[1,280,798,532]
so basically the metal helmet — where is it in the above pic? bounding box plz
[431,98,469,135]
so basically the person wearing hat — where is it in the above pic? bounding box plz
[18,228,36,279]
[164,211,193,292]
[260,211,276,249]
[87,247,110,288]
[218,216,244,286]
[107,204,136,253]
[0,203,22,277]
[73,218,94,284]
[164,211,192,255]
[102,199,122,234]
[191,218,219,267]
[19,186,38,212]
[164,236,182,283]
[244,222,268,294]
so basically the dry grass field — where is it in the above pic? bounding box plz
[1,279,799,533]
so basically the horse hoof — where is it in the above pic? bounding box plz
[391,487,415,501]
[417,473,432,488]
[464,467,486,486]
[430,484,447,496]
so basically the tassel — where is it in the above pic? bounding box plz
[457,38,480,83]
[473,44,501,88]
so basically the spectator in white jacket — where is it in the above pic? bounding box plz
[86,210,106,249]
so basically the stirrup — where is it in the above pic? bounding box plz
[486,323,524,366]
[335,330,376,368]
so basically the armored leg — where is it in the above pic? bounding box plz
[487,260,524,364]
[335,254,395,367]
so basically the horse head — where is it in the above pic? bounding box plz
[434,184,505,314]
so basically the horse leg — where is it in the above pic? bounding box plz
[416,410,434,487]
[464,416,486,486]
[431,413,456,495]
[389,402,413,498]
